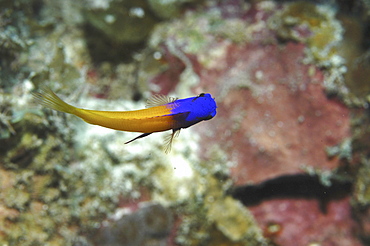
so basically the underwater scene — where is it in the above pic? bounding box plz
[0,0,370,245]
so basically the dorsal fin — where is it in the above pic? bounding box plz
[146,94,178,108]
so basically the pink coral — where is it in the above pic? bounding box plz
[197,42,350,184]
[149,4,354,245]
[134,0,361,244]
[250,197,362,246]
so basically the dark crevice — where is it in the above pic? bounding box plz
[229,173,352,213]
[83,24,147,65]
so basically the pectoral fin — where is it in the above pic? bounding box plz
[164,129,181,154]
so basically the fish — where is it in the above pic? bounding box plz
[32,87,217,152]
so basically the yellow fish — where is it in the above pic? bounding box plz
[33,87,217,152]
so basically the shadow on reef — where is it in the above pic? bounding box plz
[230,173,352,213]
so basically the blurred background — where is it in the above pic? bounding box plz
[0,0,370,245]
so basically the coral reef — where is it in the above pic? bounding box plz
[1,0,370,245]
[142,0,369,245]
[83,0,158,44]
[93,202,173,245]
[273,1,344,66]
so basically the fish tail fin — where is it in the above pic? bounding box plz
[32,87,76,114]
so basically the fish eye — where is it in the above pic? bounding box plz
[192,93,206,101]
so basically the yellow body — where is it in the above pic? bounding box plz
[73,106,175,133]
[33,87,175,133]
